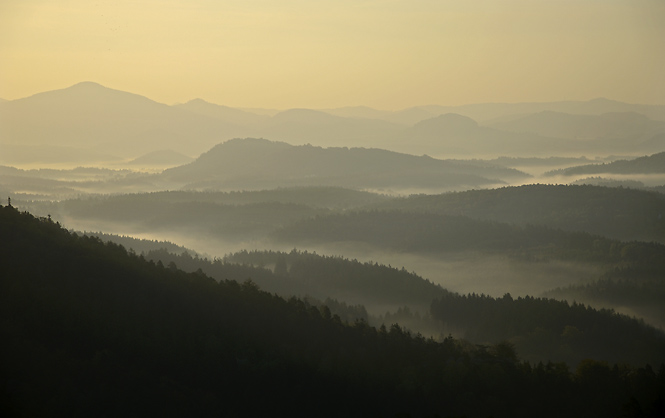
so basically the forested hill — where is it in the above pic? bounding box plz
[146,248,449,310]
[546,151,665,176]
[146,247,665,366]
[272,209,665,266]
[160,137,528,190]
[2,206,665,417]
[373,184,665,243]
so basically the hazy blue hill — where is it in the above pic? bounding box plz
[413,113,480,134]
[0,82,245,158]
[319,105,392,120]
[295,99,665,126]
[375,184,665,243]
[162,137,528,190]
[428,98,665,123]
[547,152,665,176]
[0,143,122,165]
[127,149,194,166]
[174,98,268,126]
[260,108,401,147]
[271,108,344,124]
[403,113,578,156]
[490,111,665,140]
[386,106,438,125]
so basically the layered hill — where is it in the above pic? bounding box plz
[161,137,528,191]
[4,83,665,166]
[547,152,665,176]
[0,82,244,158]
[127,149,194,167]
[5,205,665,416]
[374,184,665,243]
[489,111,665,141]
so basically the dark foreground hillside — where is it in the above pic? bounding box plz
[1,206,665,417]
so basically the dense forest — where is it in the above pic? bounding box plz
[140,247,665,367]
[272,209,665,266]
[373,184,665,243]
[3,205,665,417]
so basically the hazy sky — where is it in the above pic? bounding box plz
[1,0,663,109]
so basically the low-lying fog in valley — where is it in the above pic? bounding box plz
[4,83,665,417]
[4,1,665,415]
[4,84,665,337]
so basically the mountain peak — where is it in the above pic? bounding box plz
[413,113,479,130]
[184,98,210,105]
[69,81,107,89]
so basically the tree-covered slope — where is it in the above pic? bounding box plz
[271,209,665,265]
[145,248,450,311]
[2,206,665,417]
[374,184,665,243]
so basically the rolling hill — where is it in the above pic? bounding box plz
[375,184,665,243]
[489,111,665,141]
[547,152,665,176]
[161,137,528,191]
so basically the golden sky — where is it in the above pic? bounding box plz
[1,0,663,109]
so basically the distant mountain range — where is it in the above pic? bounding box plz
[2,82,664,164]
[490,111,665,140]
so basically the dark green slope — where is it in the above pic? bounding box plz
[2,206,665,417]
[271,209,665,265]
[143,246,665,367]
[374,184,665,243]
[145,248,450,310]
[269,209,665,330]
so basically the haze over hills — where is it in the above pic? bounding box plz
[401,113,578,156]
[408,98,665,124]
[174,98,269,126]
[490,111,665,140]
[160,137,528,191]
[0,82,245,158]
[3,82,665,167]
[547,151,665,177]
[321,98,665,125]
[127,150,194,167]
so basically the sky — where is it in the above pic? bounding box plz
[1,0,664,110]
